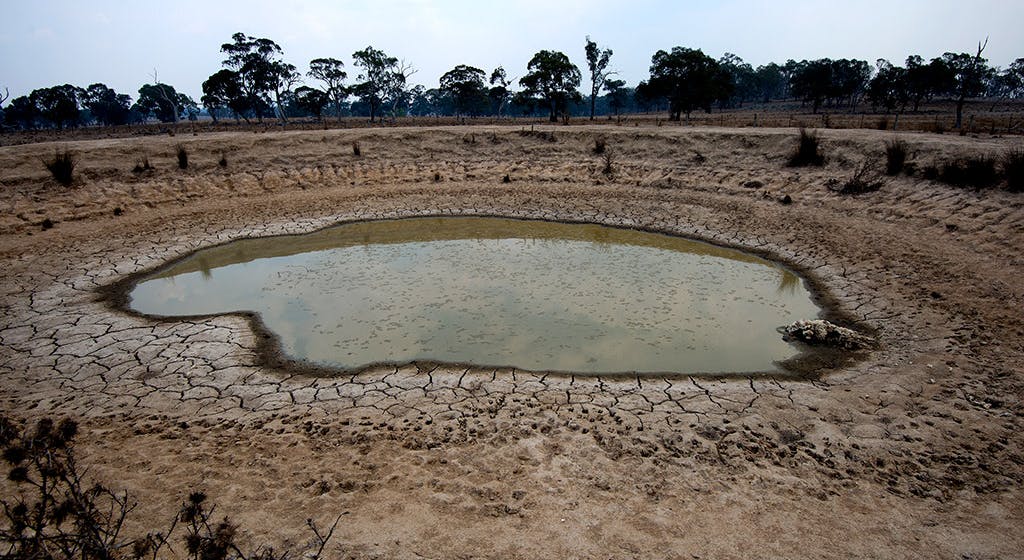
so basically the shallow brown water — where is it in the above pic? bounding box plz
[128,217,821,374]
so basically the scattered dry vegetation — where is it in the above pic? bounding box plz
[43,149,76,186]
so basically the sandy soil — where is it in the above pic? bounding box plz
[1,124,1022,559]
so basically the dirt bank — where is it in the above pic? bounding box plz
[1,125,1022,559]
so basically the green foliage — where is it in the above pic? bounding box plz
[351,46,404,122]
[642,47,731,121]
[28,85,84,129]
[44,149,76,185]
[202,69,245,123]
[439,64,489,116]
[518,50,582,122]
[293,86,330,121]
[584,36,613,120]
[83,84,132,126]
[220,33,287,123]
[885,138,908,176]
[787,128,824,167]
[308,58,348,121]
[789,58,871,113]
[135,83,186,123]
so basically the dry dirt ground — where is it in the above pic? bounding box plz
[1,124,1022,559]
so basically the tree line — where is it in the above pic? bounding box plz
[2,33,1022,130]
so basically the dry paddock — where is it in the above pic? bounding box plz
[1,125,1023,559]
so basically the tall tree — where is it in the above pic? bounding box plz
[351,46,400,122]
[293,86,329,121]
[136,83,184,123]
[308,58,348,122]
[988,58,1024,110]
[584,36,613,120]
[644,47,731,121]
[220,33,288,123]
[789,59,833,113]
[867,59,909,114]
[603,78,628,116]
[268,61,301,123]
[83,83,131,126]
[519,50,582,122]
[29,85,83,129]
[488,67,512,117]
[4,95,39,129]
[439,64,488,116]
[201,69,244,123]
[940,40,994,128]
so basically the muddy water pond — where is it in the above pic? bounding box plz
[127,217,822,374]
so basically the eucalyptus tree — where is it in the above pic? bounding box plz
[643,47,731,121]
[308,58,348,122]
[220,33,292,123]
[519,50,582,122]
[584,36,613,120]
[439,64,488,116]
[488,67,512,117]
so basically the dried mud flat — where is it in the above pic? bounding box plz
[1,125,1022,559]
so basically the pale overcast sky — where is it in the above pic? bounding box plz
[1,0,1022,101]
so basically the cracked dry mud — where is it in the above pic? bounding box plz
[1,126,1022,559]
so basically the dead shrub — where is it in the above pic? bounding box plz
[884,138,907,176]
[601,150,615,175]
[0,415,341,560]
[132,156,153,173]
[787,128,824,167]
[43,149,76,186]
[830,158,884,195]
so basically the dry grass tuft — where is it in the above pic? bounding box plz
[787,128,824,167]
[43,149,76,186]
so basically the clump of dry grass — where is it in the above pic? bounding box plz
[175,144,188,169]
[787,128,824,167]
[884,138,907,176]
[218,153,228,167]
[593,137,606,154]
[43,149,76,186]
[1002,149,1024,193]
[352,141,361,157]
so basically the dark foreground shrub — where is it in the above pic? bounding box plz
[0,415,341,560]
[1002,149,1024,192]
[884,138,907,176]
[352,141,361,156]
[937,156,998,189]
[830,158,884,195]
[787,128,824,167]
[176,144,188,169]
[593,137,606,154]
[218,153,228,167]
[44,149,76,186]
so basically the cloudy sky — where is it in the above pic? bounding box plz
[1,0,1022,101]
